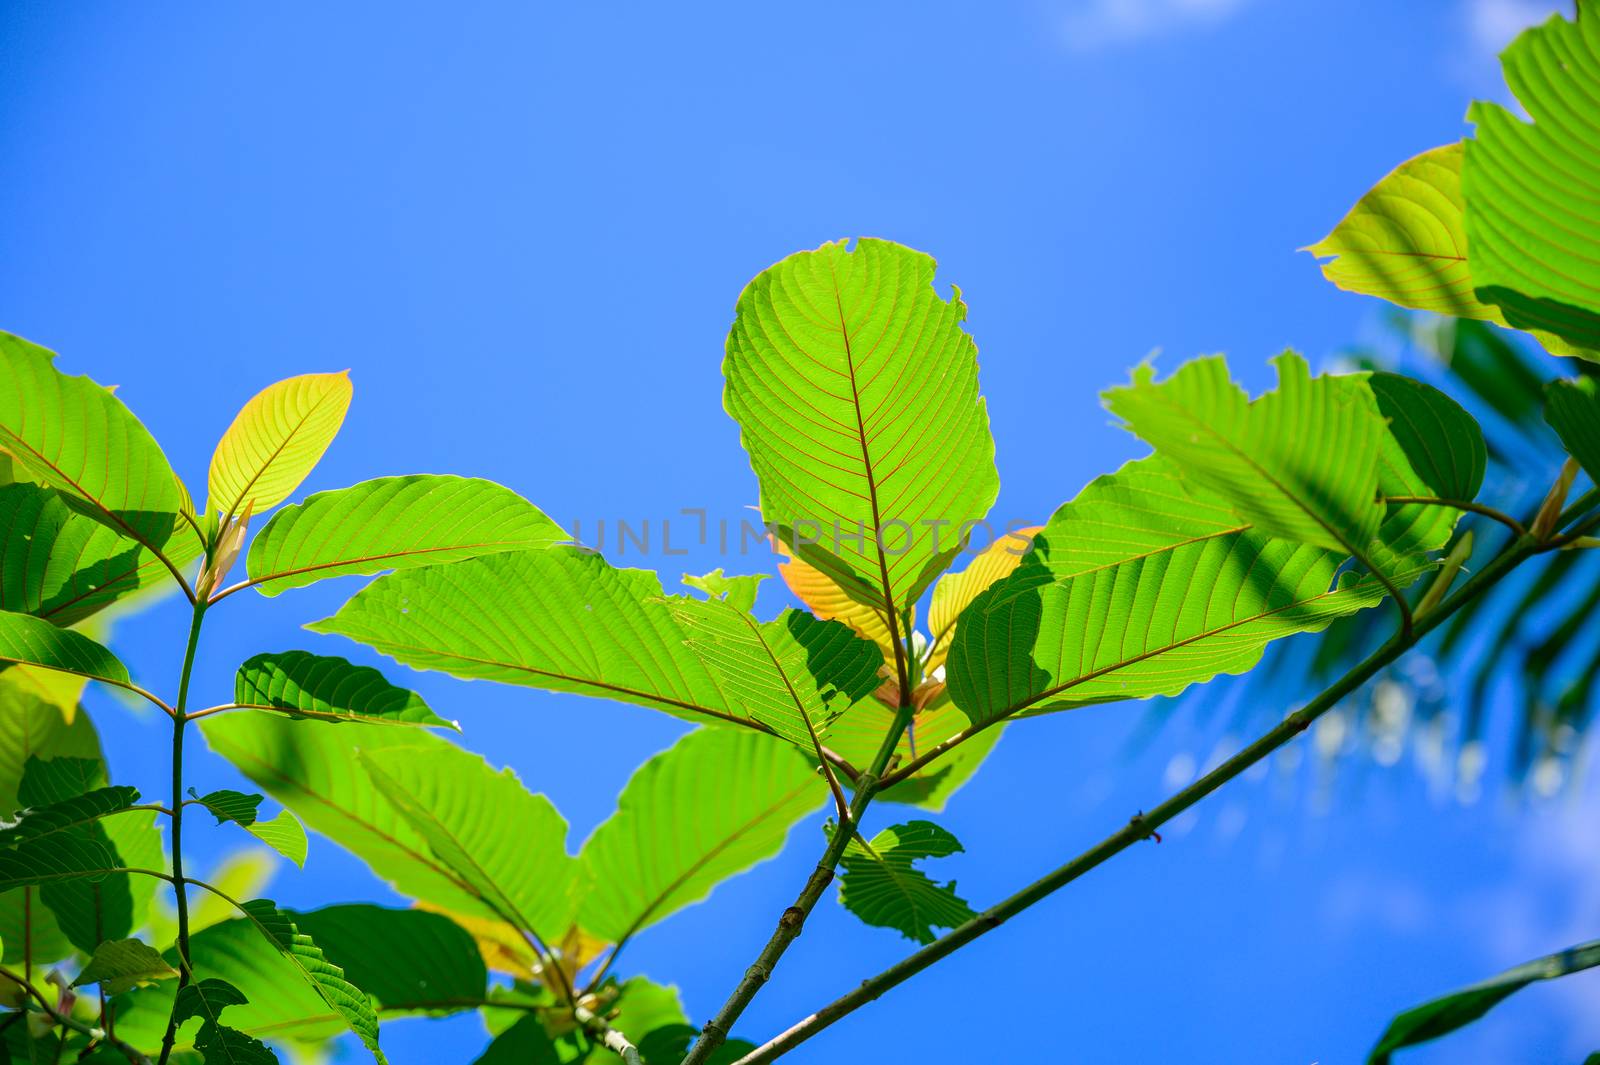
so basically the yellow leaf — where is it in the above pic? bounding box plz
[771,537,906,658]
[207,371,352,517]
[926,527,1041,674]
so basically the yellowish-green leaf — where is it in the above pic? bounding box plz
[208,372,352,518]
[73,938,177,995]
[925,527,1041,675]
[771,536,900,658]
[725,239,999,614]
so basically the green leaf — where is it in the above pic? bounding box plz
[1369,937,1600,1063]
[73,938,177,994]
[358,751,577,942]
[578,728,822,944]
[681,569,767,614]
[244,475,567,596]
[0,609,133,692]
[173,979,280,1065]
[288,905,487,1016]
[1368,371,1488,562]
[207,372,352,518]
[309,547,758,730]
[471,1015,561,1065]
[637,1026,755,1065]
[233,651,456,730]
[668,601,882,751]
[832,820,975,944]
[1105,353,1391,563]
[188,789,308,868]
[0,331,182,553]
[202,715,581,942]
[235,899,384,1062]
[926,526,1042,674]
[0,483,200,627]
[724,239,1000,613]
[1464,12,1600,356]
[946,455,1398,725]
[1545,377,1600,485]
[0,781,139,848]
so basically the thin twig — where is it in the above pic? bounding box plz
[731,534,1543,1063]
[1383,495,1528,538]
[574,1003,642,1065]
[0,966,152,1065]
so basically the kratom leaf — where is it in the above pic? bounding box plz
[189,789,308,867]
[0,609,133,692]
[203,715,581,940]
[0,331,182,554]
[638,1026,756,1065]
[926,527,1041,674]
[73,938,177,994]
[1105,353,1392,565]
[1368,371,1487,563]
[243,475,568,596]
[172,979,279,1065]
[1464,11,1600,356]
[1369,937,1600,1063]
[579,728,822,944]
[472,1015,562,1065]
[236,899,384,1062]
[1306,144,1485,318]
[234,651,456,729]
[832,820,975,944]
[207,372,352,518]
[1545,377,1600,484]
[0,781,139,848]
[724,239,1000,613]
[947,455,1403,725]
[360,753,576,942]
[289,905,487,1016]
[669,602,882,751]
[771,537,898,656]
[0,483,199,627]
[0,684,103,966]
[681,569,767,614]
[310,547,758,730]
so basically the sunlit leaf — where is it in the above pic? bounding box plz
[234,651,456,730]
[669,601,882,751]
[0,609,133,693]
[1368,371,1487,563]
[0,331,183,554]
[1369,937,1600,1063]
[770,537,898,656]
[725,239,999,613]
[203,715,582,943]
[244,475,567,596]
[310,547,759,730]
[831,820,974,944]
[172,978,280,1065]
[947,455,1403,725]
[926,527,1041,675]
[825,691,1003,811]
[681,569,767,614]
[1464,11,1600,356]
[73,938,177,995]
[579,728,821,944]
[207,372,352,518]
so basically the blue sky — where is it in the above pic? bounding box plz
[2,2,1595,1062]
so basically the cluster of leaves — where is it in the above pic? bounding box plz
[0,10,1595,1065]
[1305,7,1600,1059]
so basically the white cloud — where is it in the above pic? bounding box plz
[1466,0,1570,58]
[1058,0,1252,51]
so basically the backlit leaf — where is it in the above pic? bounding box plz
[1545,377,1600,485]
[189,789,308,868]
[771,537,898,656]
[669,601,882,751]
[832,820,975,944]
[244,475,567,596]
[724,239,999,613]
[681,569,767,614]
[0,609,133,693]
[0,331,182,554]
[207,372,352,518]
[579,728,822,944]
[73,938,177,994]
[1464,11,1600,356]
[925,527,1041,675]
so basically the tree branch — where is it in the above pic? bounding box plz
[731,533,1544,1063]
